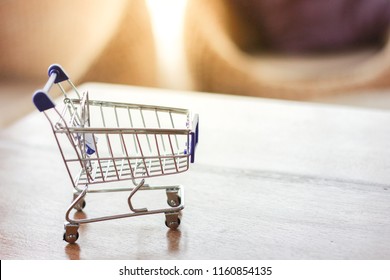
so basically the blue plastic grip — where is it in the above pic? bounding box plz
[48,64,69,83]
[32,64,69,112]
[32,90,55,112]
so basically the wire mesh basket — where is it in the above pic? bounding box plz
[33,64,199,243]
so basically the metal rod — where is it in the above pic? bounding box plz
[127,107,139,154]
[43,72,57,93]
[140,108,152,153]
[169,111,180,150]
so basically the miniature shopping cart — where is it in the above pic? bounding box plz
[32,64,199,243]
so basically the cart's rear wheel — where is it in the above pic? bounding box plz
[63,223,80,244]
[63,231,79,244]
[74,199,86,212]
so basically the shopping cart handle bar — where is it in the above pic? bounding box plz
[48,64,69,84]
[190,114,199,163]
[32,64,69,112]
[32,90,55,112]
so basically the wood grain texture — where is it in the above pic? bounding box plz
[0,83,389,259]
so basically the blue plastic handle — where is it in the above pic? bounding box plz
[32,64,69,112]
[32,90,55,112]
[48,64,69,83]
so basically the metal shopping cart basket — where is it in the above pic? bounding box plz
[32,64,199,243]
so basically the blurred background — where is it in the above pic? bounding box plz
[1,0,390,128]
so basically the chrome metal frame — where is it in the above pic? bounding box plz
[33,64,198,243]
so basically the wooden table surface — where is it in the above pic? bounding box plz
[1,83,389,260]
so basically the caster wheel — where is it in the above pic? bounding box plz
[165,213,181,230]
[74,200,86,212]
[165,218,181,230]
[63,231,79,244]
[63,223,80,244]
[166,189,181,207]
[167,195,181,207]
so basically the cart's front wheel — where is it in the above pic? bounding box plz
[165,213,181,230]
[166,189,181,207]
[167,195,181,207]
[165,218,181,230]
